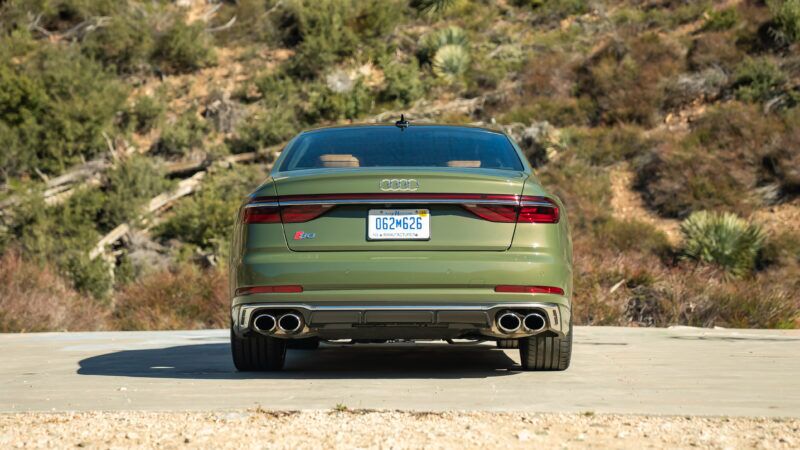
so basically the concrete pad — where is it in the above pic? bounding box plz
[0,326,798,416]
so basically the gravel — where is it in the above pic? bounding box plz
[1,410,798,449]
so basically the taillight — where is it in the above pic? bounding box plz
[518,196,559,223]
[236,285,304,296]
[463,197,559,223]
[280,204,333,223]
[242,205,281,224]
[242,203,333,224]
[495,285,564,295]
[462,204,517,222]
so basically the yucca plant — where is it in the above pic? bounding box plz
[411,0,458,14]
[419,26,468,64]
[680,211,765,277]
[432,44,470,82]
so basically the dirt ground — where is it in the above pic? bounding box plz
[1,410,797,449]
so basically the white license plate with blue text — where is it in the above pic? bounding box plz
[368,209,430,240]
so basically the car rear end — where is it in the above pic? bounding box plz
[229,125,573,371]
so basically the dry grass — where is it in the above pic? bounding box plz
[112,263,228,330]
[0,250,109,332]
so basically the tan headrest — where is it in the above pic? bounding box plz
[319,154,360,168]
[447,160,481,168]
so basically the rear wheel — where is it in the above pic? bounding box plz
[496,339,519,349]
[287,337,320,350]
[519,321,572,371]
[230,328,286,371]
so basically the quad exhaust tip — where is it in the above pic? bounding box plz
[497,312,522,334]
[523,313,546,332]
[278,313,303,333]
[253,314,276,333]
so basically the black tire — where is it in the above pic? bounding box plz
[230,328,287,371]
[496,339,519,349]
[287,337,320,350]
[519,320,572,371]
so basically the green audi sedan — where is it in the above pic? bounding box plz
[229,122,573,371]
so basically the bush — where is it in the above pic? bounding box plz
[121,95,165,134]
[680,211,765,277]
[576,33,684,126]
[378,57,424,106]
[768,0,800,44]
[703,7,739,31]
[0,250,108,332]
[565,125,650,166]
[112,264,227,330]
[636,103,781,217]
[228,108,298,154]
[92,156,171,232]
[499,97,594,127]
[687,32,744,71]
[595,219,671,256]
[152,16,216,74]
[80,11,154,73]
[278,0,402,79]
[732,57,787,103]
[0,41,128,180]
[153,110,209,158]
[157,165,265,251]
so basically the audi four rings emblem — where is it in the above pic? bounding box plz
[379,179,420,191]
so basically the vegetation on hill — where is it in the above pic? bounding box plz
[0,0,798,331]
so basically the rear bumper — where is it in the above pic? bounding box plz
[231,301,570,340]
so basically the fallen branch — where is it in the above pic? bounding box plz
[89,171,206,260]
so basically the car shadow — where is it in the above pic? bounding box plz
[77,342,522,380]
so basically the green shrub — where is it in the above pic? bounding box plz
[768,0,800,44]
[576,33,683,126]
[566,125,649,166]
[153,110,209,158]
[0,41,128,179]
[732,57,787,103]
[157,165,265,251]
[595,219,671,256]
[687,32,744,71]
[228,108,298,154]
[152,16,216,74]
[92,156,171,232]
[703,7,739,31]
[680,211,765,277]
[636,103,781,218]
[122,95,165,134]
[499,97,594,127]
[278,0,402,78]
[513,0,589,21]
[80,11,154,73]
[378,57,424,106]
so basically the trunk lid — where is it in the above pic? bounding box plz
[265,168,526,251]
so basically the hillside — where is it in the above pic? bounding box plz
[0,0,798,332]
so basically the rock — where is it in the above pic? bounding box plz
[202,91,246,133]
[506,121,562,168]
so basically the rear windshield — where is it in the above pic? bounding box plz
[278,126,524,172]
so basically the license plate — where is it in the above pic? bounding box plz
[368,209,430,240]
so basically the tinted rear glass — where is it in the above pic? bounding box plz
[279,126,524,172]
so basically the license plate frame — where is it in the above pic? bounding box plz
[367,209,430,241]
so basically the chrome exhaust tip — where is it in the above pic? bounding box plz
[497,312,522,334]
[278,313,303,333]
[253,314,276,333]
[523,312,547,332]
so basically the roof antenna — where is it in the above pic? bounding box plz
[395,114,410,130]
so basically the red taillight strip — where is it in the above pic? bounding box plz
[495,285,565,295]
[251,193,521,205]
[243,194,559,223]
[236,285,304,296]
